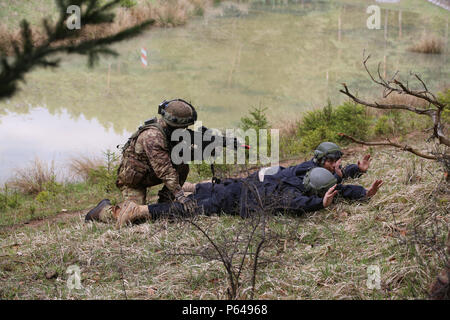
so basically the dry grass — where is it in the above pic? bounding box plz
[276,117,303,159]
[277,118,300,140]
[8,158,57,195]
[0,0,213,56]
[68,155,104,181]
[409,35,444,54]
[1,139,448,299]
[153,0,189,27]
[0,22,44,56]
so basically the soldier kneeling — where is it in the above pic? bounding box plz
[85,99,197,223]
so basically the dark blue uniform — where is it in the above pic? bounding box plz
[146,160,367,219]
[269,158,363,184]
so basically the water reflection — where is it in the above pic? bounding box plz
[0,0,448,182]
[0,107,130,183]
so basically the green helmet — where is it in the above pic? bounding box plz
[313,142,343,163]
[158,99,197,128]
[303,167,337,197]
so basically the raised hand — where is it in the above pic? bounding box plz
[358,154,371,173]
[366,179,383,198]
[323,184,339,208]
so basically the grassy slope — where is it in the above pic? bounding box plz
[0,138,448,299]
[0,180,165,227]
[0,0,448,299]
[0,183,120,227]
[0,159,215,228]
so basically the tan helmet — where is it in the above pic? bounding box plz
[158,99,197,128]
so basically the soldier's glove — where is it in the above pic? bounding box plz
[174,190,197,213]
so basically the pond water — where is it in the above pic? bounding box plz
[0,0,449,183]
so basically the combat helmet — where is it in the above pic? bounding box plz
[303,167,337,197]
[158,99,197,128]
[313,142,343,164]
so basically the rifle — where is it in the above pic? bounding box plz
[170,125,250,183]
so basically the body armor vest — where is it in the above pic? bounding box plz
[120,117,169,165]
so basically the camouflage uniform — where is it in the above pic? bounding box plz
[116,118,189,205]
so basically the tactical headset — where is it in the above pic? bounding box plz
[158,99,197,126]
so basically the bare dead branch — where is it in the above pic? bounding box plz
[340,83,433,115]
[338,133,438,160]
[251,236,265,300]
[339,53,449,148]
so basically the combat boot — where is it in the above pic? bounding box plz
[114,200,151,228]
[85,199,119,223]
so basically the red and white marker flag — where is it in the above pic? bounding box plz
[141,48,148,67]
